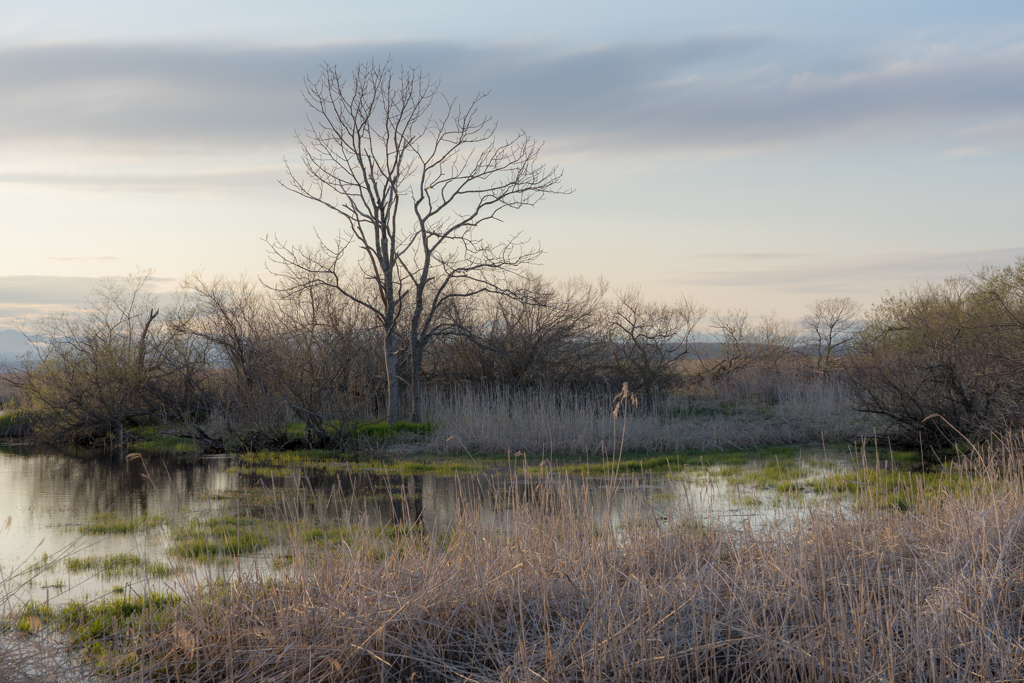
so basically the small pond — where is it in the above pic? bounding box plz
[0,445,853,607]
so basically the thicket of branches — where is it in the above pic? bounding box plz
[849,262,1024,447]
[7,258,1024,451]
[0,268,833,448]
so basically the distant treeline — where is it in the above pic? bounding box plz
[3,259,1024,451]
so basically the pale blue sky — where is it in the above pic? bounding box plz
[1,0,1023,331]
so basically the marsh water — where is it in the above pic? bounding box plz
[0,445,849,607]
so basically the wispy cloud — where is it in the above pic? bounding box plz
[958,116,1024,140]
[42,255,117,262]
[0,275,107,305]
[0,275,176,330]
[943,146,993,158]
[1,34,1023,172]
[951,116,1024,155]
[0,165,280,191]
[0,275,172,305]
[698,253,804,260]
[668,247,1024,298]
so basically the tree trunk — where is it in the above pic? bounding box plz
[384,328,400,425]
[410,342,424,423]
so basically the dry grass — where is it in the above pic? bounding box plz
[425,378,872,454]
[13,434,1024,682]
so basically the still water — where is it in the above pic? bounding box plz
[0,446,837,607]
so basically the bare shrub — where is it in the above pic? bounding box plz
[177,272,384,449]
[18,271,178,444]
[272,283,383,443]
[691,310,803,405]
[849,265,1024,447]
[176,273,288,446]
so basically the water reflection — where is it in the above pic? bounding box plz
[1,446,835,607]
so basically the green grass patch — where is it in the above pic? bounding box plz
[128,425,197,453]
[349,420,433,439]
[238,449,352,467]
[236,445,854,480]
[4,593,177,646]
[4,601,56,635]
[0,409,32,430]
[542,446,809,476]
[234,449,486,477]
[229,465,297,478]
[80,513,165,535]
[725,459,820,492]
[285,421,306,439]
[66,553,173,579]
[379,459,481,475]
[56,593,178,661]
[232,449,358,477]
[169,515,272,559]
[667,400,778,421]
[298,522,357,546]
[811,466,978,510]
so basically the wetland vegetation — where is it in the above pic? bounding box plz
[4,158,1024,680]
[4,436,1024,682]
[4,266,1024,680]
[5,55,1024,682]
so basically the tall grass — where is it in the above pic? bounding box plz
[11,434,1019,681]
[425,376,870,454]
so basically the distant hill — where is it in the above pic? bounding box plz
[0,328,32,361]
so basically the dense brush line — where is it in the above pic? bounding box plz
[6,258,1024,449]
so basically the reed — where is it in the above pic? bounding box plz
[424,378,870,454]
[8,434,1017,682]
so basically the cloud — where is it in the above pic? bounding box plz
[0,275,107,305]
[958,116,1024,139]
[943,146,993,158]
[0,165,280,191]
[669,247,1024,297]
[42,255,117,262]
[0,274,173,304]
[0,275,176,329]
[698,253,804,260]
[1,33,1023,169]
[952,116,1024,153]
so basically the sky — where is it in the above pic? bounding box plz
[2,0,1023,348]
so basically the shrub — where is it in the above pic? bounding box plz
[849,261,1024,447]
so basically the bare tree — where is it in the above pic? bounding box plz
[606,289,706,397]
[802,296,861,373]
[434,274,608,386]
[698,309,797,381]
[268,60,565,424]
[178,272,271,390]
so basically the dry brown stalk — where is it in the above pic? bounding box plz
[423,382,871,455]
[44,439,1024,682]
